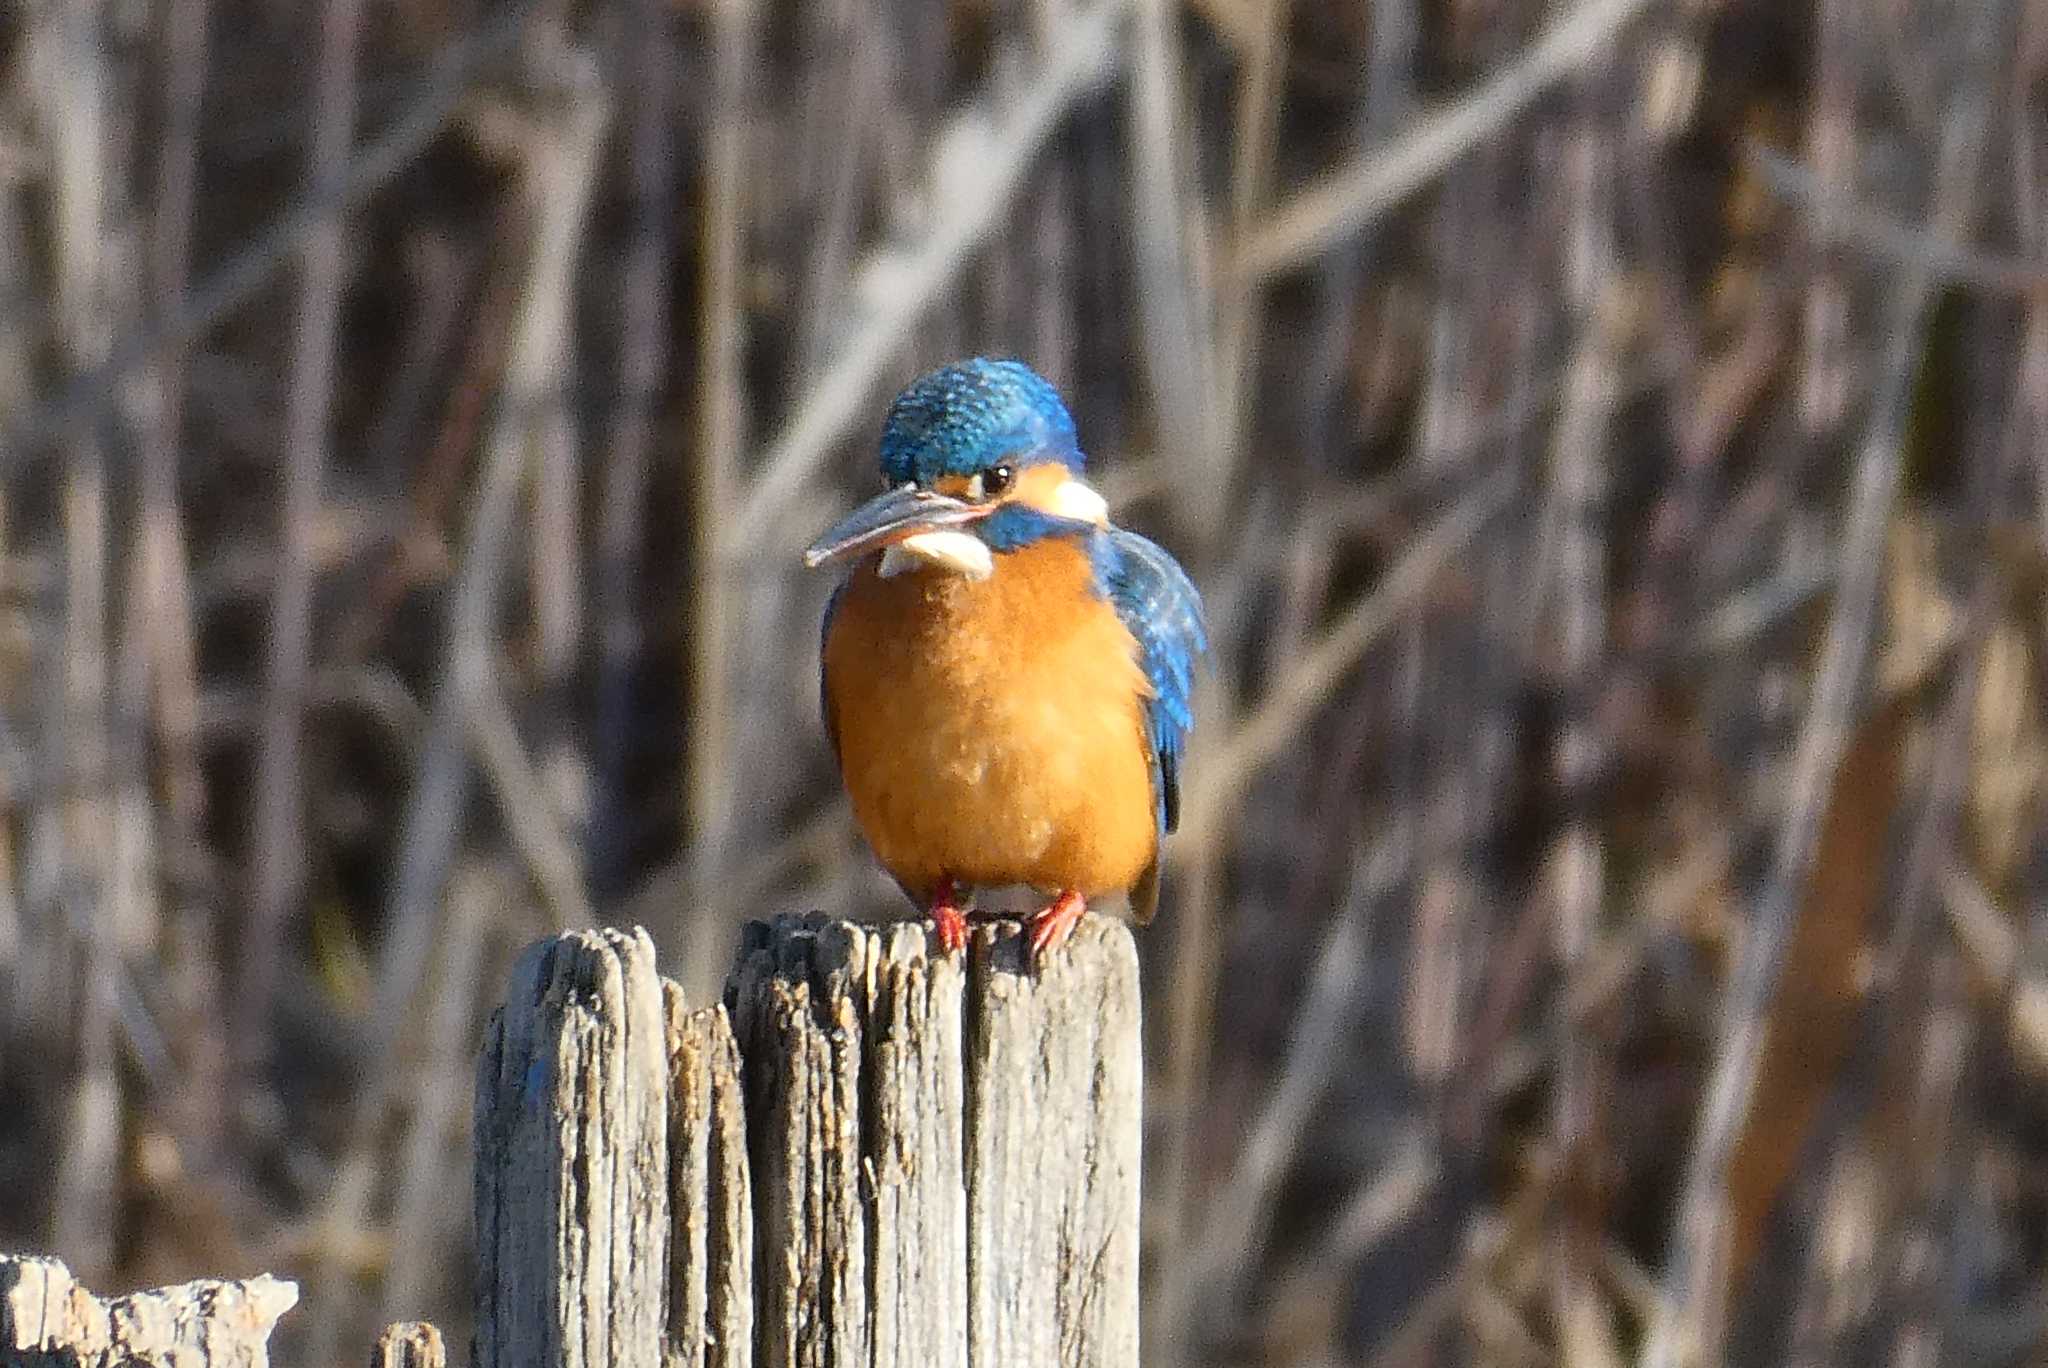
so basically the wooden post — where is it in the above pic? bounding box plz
[473,913,1141,1368]
[723,918,962,1368]
[961,918,1142,1365]
[718,913,1141,1368]
[2,911,1141,1368]
[663,983,752,1367]
[473,928,672,1368]
[0,1256,297,1368]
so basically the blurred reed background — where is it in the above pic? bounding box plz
[2,0,2047,1363]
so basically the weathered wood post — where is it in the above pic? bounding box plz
[1,910,1141,1368]
[472,928,675,1368]
[475,912,1142,1368]
[0,1255,298,1368]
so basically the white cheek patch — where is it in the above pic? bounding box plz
[1046,478,1109,525]
[878,529,994,580]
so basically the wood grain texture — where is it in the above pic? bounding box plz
[664,983,752,1368]
[0,1255,298,1368]
[726,911,1139,1368]
[726,918,870,1368]
[965,914,1141,1365]
[474,927,670,1368]
[859,922,968,1367]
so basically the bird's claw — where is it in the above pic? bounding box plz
[931,903,968,954]
[929,882,969,954]
[1029,890,1087,960]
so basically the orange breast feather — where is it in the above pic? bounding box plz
[823,537,1158,901]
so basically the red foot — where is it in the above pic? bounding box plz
[1030,890,1087,960]
[928,880,968,954]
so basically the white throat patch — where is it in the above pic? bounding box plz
[1047,478,1109,525]
[879,529,994,580]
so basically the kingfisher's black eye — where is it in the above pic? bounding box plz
[981,464,1015,498]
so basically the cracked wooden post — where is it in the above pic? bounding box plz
[0,1255,298,1368]
[472,926,754,1368]
[473,927,672,1368]
[459,909,1138,1368]
[724,912,1141,1368]
[960,917,1142,1365]
[663,983,752,1368]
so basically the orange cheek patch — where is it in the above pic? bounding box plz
[931,473,977,499]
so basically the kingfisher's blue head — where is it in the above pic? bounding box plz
[877,358,1082,486]
[804,358,1107,579]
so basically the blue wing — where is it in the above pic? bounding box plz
[1094,527,1207,836]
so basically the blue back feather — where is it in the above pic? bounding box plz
[1091,527,1206,835]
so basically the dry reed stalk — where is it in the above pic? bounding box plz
[1209,0,1288,462]
[1941,867,2048,1074]
[114,0,207,970]
[381,860,500,1325]
[249,0,366,1064]
[0,203,20,1013]
[373,43,609,1060]
[3,0,543,463]
[328,209,523,667]
[1643,90,1995,1368]
[0,476,15,978]
[592,0,679,899]
[24,0,124,1285]
[1126,0,1224,541]
[1144,809,1228,1368]
[1141,499,1266,1367]
[1233,0,1659,281]
[129,0,227,1174]
[727,0,1126,547]
[468,653,592,930]
[788,0,878,381]
[682,0,756,894]
[1166,834,1404,1330]
[528,302,583,711]
[1742,143,2048,293]
[306,47,610,1360]
[1177,469,1517,849]
[1795,0,1856,437]
[1851,409,2015,1366]
[1869,632,1991,1364]
[1359,1152,1562,1368]
[1545,102,1624,1368]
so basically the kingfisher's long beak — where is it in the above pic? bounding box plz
[802,487,985,568]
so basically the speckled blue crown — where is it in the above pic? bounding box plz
[879,358,1082,486]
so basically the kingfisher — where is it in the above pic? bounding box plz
[804,358,1207,960]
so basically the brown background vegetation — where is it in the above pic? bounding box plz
[2,0,2046,1364]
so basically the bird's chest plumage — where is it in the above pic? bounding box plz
[822,537,1158,898]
